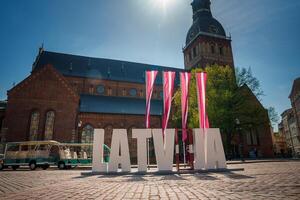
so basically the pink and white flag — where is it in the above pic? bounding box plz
[196,72,210,129]
[162,71,176,135]
[145,71,158,128]
[180,72,191,142]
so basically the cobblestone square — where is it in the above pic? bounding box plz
[0,161,299,199]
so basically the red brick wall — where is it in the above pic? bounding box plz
[242,123,274,158]
[183,35,234,70]
[3,65,79,142]
[65,76,163,100]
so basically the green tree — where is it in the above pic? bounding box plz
[235,67,264,99]
[172,65,269,157]
[268,106,280,127]
[172,65,237,155]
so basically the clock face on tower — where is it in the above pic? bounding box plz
[208,25,219,34]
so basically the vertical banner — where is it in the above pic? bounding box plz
[162,71,176,135]
[180,72,191,142]
[145,71,158,128]
[196,72,210,129]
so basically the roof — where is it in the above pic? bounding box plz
[289,77,300,98]
[33,51,184,85]
[0,101,7,110]
[79,95,162,116]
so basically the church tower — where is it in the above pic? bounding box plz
[183,0,234,70]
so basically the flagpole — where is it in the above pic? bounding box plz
[147,137,150,170]
[183,141,186,167]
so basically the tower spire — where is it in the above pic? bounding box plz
[191,0,212,20]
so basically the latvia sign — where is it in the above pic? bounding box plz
[92,71,227,173]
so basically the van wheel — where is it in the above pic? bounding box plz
[58,162,65,170]
[42,164,49,170]
[29,161,37,170]
[0,163,4,170]
[12,165,19,170]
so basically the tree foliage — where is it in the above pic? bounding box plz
[236,67,264,99]
[172,65,270,155]
[268,106,280,127]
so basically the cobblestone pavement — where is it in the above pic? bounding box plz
[0,161,299,200]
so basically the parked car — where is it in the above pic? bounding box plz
[0,141,61,170]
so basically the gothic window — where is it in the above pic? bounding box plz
[108,87,112,95]
[188,52,192,61]
[193,47,197,57]
[29,111,40,141]
[139,90,144,97]
[89,85,94,94]
[122,88,126,96]
[81,124,94,143]
[44,111,55,140]
[246,132,252,145]
[210,45,215,54]
[104,125,113,146]
[219,46,224,55]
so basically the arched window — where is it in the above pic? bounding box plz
[104,124,113,147]
[211,44,215,54]
[44,111,55,140]
[81,124,94,143]
[29,111,40,141]
[219,46,224,55]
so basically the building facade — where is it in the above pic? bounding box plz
[280,109,300,157]
[272,128,288,157]
[0,0,275,159]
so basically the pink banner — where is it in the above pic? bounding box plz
[162,71,176,135]
[145,71,158,128]
[196,72,210,129]
[180,72,191,142]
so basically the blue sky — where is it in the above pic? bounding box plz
[0,0,299,121]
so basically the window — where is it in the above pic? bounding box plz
[29,111,40,141]
[96,85,105,94]
[139,90,144,97]
[44,111,55,140]
[89,85,94,94]
[246,129,260,146]
[81,125,94,143]
[122,89,126,96]
[219,46,223,55]
[211,45,215,54]
[108,87,112,96]
[188,52,192,61]
[193,47,197,57]
[129,88,137,97]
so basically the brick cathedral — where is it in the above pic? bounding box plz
[0,0,274,159]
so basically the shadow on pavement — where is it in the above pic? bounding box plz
[194,174,219,181]
[223,171,254,179]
